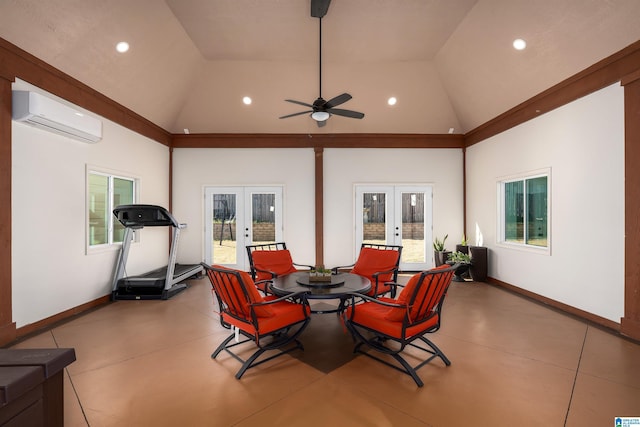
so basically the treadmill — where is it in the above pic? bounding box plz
[111,204,203,300]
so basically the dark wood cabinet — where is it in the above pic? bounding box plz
[0,349,76,427]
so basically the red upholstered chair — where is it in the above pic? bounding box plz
[343,264,457,387]
[246,242,313,293]
[333,243,403,298]
[201,263,311,380]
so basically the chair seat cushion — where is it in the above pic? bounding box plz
[252,250,298,281]
[346,299,439,340]
[224,300,310,336]
[351,248,399,285]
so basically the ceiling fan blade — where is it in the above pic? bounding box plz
[327,108,364,119]
[317,119,327,128]
[324,93,352,109]
[279,110,313,119]
[285,99,315,108]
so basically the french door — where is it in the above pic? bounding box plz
[355,185,433,270]
[204,186,283,270]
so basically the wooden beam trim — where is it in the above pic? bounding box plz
[314,147,324,267]
[622,76,640,341]
[0,77,15,346]
[171,133,465,149]
[465,39,640,147]
[0,37,171,146]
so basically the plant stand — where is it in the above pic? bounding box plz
[448,262,470,281]
[469,246,488,282]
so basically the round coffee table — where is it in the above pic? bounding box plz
[270,272,371,314]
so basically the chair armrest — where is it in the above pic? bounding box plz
[331,264,355,274]
[250,291,309,306]
[254,267,277,278]
[341,292,410,322]
[371,268,398,280]
[370,268,400,296]
[346,292,407,309]
[254,278,273,288]
[292,262,315,270]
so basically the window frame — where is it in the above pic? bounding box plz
[497,168,551,255]
[86,165,139,254]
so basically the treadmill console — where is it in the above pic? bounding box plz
[113,204,180,228]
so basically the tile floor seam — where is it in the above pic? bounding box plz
[56,329,219,376]
[563,325,588,426]
[325,375,435,427]
[575,370,640,391]
[51,330,91,426]
[439,332,583,372]
[227,375,328,426]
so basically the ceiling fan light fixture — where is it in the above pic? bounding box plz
[311,111,330,121]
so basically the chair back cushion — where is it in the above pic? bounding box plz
[385,266,454,322]
[208,265,274,318]
[251,249,298,280]
[351,247,399,283]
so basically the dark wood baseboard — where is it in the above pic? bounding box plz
[0,322,16,347]
[9,295,111,345]
[486,277,624,335]
[621,316,640,341]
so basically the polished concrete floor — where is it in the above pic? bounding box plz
[10,276,640,426]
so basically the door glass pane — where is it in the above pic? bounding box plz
[88,173,108,246]
[526,177,548,247]
[505,181,524,243]
[401,192,425,263]
[113,178,134,243]
[362,192,386,244]
[212,194,237,264]
[251,193,276,244]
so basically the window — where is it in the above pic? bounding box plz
[88,169,137,248]
[498,170,549,250]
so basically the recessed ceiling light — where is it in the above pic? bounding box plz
[387,97,397,106]
[513,38,527,50]
[242,96,252,105]
[116,41,129,53]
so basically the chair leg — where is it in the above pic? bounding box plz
[349,324,451,387]
[211,334,235,359]
[211,319,310,380]
[417,336,451,366]
[389,353,424,387]
[236,348,267,379]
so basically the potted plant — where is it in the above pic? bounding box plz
[310,266,332,282]
[456,234,469,255]
[446,251,472,281]
[433,234,450,266]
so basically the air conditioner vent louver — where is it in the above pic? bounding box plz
[12,91,102,143]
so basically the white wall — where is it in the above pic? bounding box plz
[172,147,464,269]
[323,148,464,267]
[171,148,317,265]
[11,84,170,328]
[465,83,625,322]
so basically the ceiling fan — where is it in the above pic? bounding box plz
[279,0,365,127]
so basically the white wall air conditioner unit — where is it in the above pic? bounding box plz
[12,91,102,143]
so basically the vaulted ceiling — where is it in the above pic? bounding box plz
[1,0,640,135]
